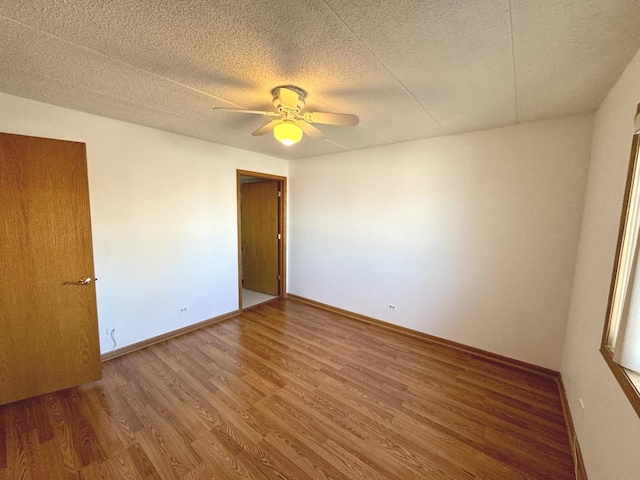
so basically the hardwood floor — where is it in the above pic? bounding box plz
[0,299,575,479]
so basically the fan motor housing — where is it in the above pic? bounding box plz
[272,85,306,111]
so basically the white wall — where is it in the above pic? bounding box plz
[0,92,288,354]
[289,116,593,370]
[562,50,640,478]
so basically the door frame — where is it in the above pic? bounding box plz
[237,170,287,310]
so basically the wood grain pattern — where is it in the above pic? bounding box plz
[0,298,576,479]
[0,132,101,406]
[241,180,279,296]
[288,293,561,379]
[100,310,241,362]
[236,170,287,311]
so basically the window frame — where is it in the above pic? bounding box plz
[600,105,640,418]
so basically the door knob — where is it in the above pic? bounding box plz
[64,277,96,285]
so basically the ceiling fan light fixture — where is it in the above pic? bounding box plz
[273,120,303,146]
[216,85,358,144]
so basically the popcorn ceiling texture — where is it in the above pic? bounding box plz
[0,0,638,160]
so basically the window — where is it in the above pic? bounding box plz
[601,104,640,418]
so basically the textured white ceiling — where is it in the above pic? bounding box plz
[0,0,639,160]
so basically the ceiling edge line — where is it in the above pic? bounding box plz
[319,1,448,136]
[0,13,246,109]
[507,0,520,123]
[1,63,219,128]
[323,139,353,152]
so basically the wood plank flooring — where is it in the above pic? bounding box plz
[0,298,575,479]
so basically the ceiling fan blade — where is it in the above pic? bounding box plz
[213,107,278,116]
[299,121,326,141]
[252,119,280,136]
[279,87,299,110]
[304,111,359,127]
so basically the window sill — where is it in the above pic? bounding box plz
[600,346,640,418]
[628,368,640,391]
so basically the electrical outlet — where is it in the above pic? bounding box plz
[388,304,397,311]
[179,307,188,314]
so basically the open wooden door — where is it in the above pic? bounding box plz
[0,132,101,405]
[241,180,280,295]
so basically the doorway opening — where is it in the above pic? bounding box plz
[237,170,286,310]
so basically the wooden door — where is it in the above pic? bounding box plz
[0,132,101,405]
[241,180,279,295]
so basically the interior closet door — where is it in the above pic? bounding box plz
[0,132,101,405]
[241,180,279,295]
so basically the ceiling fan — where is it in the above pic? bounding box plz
[214,86,359,146]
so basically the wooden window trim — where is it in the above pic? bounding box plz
[600,106,640,419]
[600,345,640,417]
